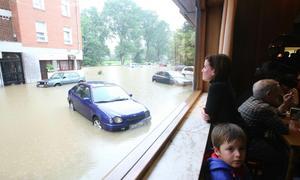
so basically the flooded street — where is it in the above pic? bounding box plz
[0,66,192,179]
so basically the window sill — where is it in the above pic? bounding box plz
[104,91,210,179]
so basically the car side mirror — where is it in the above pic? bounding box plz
[63,76,66,79]
[129,94,133,97]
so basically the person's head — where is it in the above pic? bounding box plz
[211,123,247,168]
[253,79,283,107]
[202,54,231,82]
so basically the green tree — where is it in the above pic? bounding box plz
[81,7,110,66]
[141,11,170,63]
[140,10,158,62]
[102,0,143,65]
[173,22,195,65]
[152,21,170,62]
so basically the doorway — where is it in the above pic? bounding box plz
[0,53,25,85]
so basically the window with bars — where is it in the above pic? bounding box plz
[58,60,74,71]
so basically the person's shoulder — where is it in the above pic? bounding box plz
[241,97,269,108]
[208,157,232,170]
[208,158,233,180]
[209,82,228,92]
[210,81,227,87]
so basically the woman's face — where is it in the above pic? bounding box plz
[202,59,215,81]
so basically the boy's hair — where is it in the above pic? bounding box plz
[211,123,246,148]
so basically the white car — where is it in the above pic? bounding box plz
[181,66,194,76]
[152,71,192,86]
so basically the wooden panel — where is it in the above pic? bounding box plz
[231,0,300,99]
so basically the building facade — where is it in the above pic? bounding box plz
[0,0,83,86]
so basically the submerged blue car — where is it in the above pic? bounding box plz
[67,81,151,131]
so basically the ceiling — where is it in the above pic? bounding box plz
[172,0,197,26]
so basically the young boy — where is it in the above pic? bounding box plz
[208,123,250,180]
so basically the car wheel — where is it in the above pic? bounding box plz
[152,79,156,82]
[54,83,61,87]
[93,116,102,129]
[69,101,76,111]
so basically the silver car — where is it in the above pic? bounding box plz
[36,71,85,87]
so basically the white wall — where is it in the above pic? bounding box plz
[22,52,41,83]
[23,47,83,60]
[0,64,3,87]
[22,47,83,83]
[0,42,83,85]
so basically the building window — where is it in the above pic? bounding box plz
[61,0,70,17]
[63,27,72,44]
[35,21,48,42]
[58,60,74,71]
[76,60,82,70]
[33,0,45,10]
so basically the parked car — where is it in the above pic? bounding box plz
[152,71,192,86]
[181,66,194,76]
[36,71,85,87]
[67,81,151,131]
[174,64,185,71]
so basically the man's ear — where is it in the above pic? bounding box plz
[265,90,271,97]
[214,146,221,156]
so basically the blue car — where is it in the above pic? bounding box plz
[67,81,151,131]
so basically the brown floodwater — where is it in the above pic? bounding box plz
[0,65,192,179]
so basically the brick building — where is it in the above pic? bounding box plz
[0,0,82,86]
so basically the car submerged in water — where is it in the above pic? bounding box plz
[36,71,85,87]
[152,71,192,86]
[67,81,151,131]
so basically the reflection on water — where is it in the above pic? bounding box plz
[0,66,192,179]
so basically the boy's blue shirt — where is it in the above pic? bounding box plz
[208,156,251,180]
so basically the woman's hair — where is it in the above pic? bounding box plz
[205,54,231,81]
[211,123,246,148]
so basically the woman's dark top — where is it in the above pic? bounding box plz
[205,80,237,125]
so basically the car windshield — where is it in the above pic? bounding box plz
[92,86,130,103]
[168,71,185,78]
[50,73,63,79]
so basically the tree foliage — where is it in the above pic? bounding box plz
[81,7,110,66]
[80,0,193,66]
[102,0,143,65]
[140,10,170,63]
[172,22,195,65]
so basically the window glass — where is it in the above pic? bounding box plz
[50,73,63,79]
[58,60,69,70]
[186,67,193,71]
[33,0,45,10]
[92,86,129,103]
[1,0,196,179]
[61,0,70,17]
[69,72,79,78]
[35,21,48,42]
[63,27,72,44]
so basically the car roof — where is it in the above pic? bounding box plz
[79,81,116,88]
[183,66,194,69]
